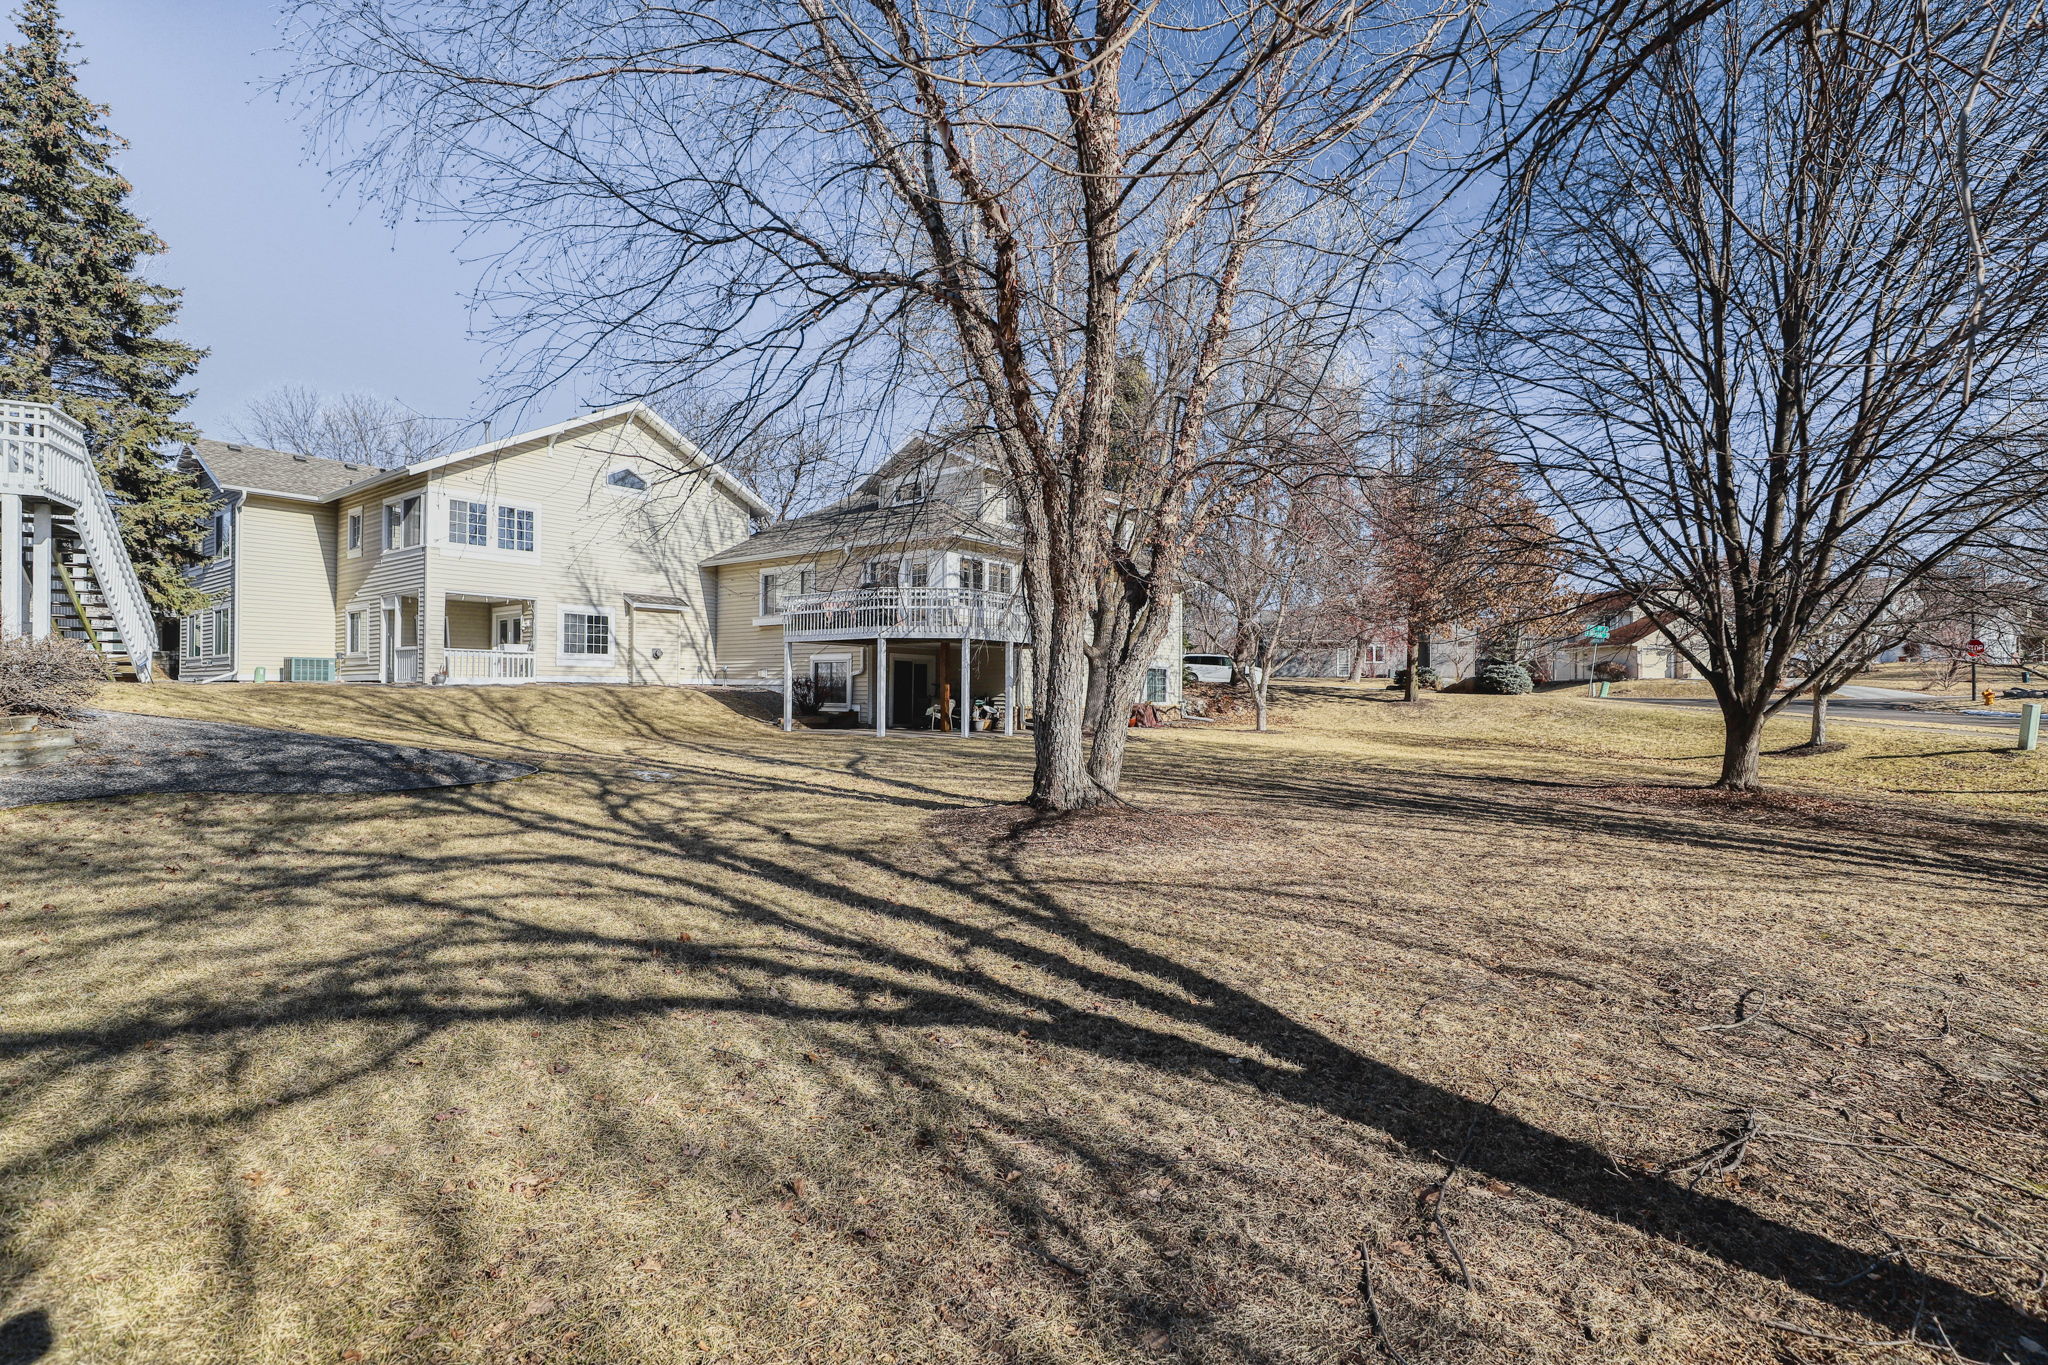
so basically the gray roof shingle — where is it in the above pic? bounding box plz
[186,439,379,500]
[701,498,1017,566]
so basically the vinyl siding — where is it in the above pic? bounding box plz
[233,495,339,681]
[175,546,238,683]
[335,472,430,682]
[416,411,755,683]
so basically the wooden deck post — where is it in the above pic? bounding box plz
[875,634,888,736]
[781,639,794,732]
[0,493,20,639]
[29,502,52,639]
[1003,640,1015,735]
[960,634,972,737]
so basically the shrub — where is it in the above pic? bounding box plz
[1592,659,1631,682]
[1474,661,1535,694]
[790,675,818,714]
[1390,665,1439,691]
[0,635,108,721]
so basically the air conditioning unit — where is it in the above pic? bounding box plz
[283,656,338,683]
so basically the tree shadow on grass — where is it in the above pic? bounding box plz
[2,699,2043,1359]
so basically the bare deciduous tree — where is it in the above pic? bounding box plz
[233,384,456,469]
[1461,0,2048,789]
[286,0,1727,811]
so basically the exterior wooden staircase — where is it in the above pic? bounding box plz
[2,402,156,681]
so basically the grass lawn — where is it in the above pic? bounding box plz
[2,682,2044,1364]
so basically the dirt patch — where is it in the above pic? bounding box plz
[926,801,1261,854]
[1774,740,1849,757]
[1575,781,2021,845]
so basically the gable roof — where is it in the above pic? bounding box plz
[701,496,1018,568]
[326,402,774,517]
[185,440,377,501]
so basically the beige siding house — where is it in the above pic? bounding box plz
[180,404,770,684]
[175,408,1185,734]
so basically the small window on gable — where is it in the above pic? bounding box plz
[607,468,648,493]
[892,479,926,505]
[346,510,362,554]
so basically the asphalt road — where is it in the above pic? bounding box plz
[1615,695,2024,732]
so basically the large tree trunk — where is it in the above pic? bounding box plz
[1808,693,1829,746]
[1715,703,1768,791]
[1029,587,1108,810]
[1347,637,1367,684]
[1402,630,1420,702]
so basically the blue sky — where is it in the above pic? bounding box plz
[62,0,511,439]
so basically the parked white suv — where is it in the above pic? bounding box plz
[1183,653,1235,684]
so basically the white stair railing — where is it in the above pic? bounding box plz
[0,401,158,680]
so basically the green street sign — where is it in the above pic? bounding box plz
[1585,624,1611,641]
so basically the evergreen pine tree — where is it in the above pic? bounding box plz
[0,0,208,616]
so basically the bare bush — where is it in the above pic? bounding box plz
[0,635,108,722]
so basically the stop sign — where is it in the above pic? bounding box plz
[1967,639,1985,656]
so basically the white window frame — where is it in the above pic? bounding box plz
[1145,666,1169,705]
[184,614,204,660]
[959,556,986,592]
[495,503,538,553]
[810,654,854,711]
[210,508,233,559]
[384,493,423,550]
[756,566,814,623]
[345,609,366,656]
[447,497,489,547]
[345,509,363,558]
[557,605,616,666]
[904,559,931,589]
[210,606,232,659]
[605,467,650,495]
[988,561,1014,594]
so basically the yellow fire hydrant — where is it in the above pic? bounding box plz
[1985,689,1997,707]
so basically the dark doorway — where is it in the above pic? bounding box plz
[890,658,933,729]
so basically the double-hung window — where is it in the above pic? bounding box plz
[812,658,850,707]
[385,494,422,549]
[210,607,232,657]
[346,610,365,655]
[561,610,612,659]
[960,557,986,592]
[184,615,204,659]
[864,559,899,589]
[346,510,362,555]
[496,505,535,552]
[1145,667,1169,704]
[988,562,1014,594]
[448,498,488,546]
[905,560,930,589]
[760,568,813,615]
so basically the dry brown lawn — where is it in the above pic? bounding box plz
[1,681,2044,1365]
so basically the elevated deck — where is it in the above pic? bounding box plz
[780,586,1027,644]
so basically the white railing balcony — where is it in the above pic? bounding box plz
[443,648,536,683]
[781,586,1029,643]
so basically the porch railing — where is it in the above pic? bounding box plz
[780,586,1028,643]
[444,648,536,682]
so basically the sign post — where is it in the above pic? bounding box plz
[1584,623,1611,696]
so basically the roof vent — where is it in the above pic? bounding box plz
[292,454,309,462]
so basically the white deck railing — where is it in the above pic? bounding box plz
[781,586,1028,643]
[443,648,536,682]
[1,401,157,680]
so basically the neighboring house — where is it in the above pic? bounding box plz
[701,436,1185,731]
[1427,593,1700,682]
[177,403,771,684]
[172,408,1186,732]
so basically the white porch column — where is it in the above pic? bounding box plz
[781,639,795,732]
[1003,640,1015,736]
[0,493,21,639]
[29,503,52,639]
[875,634,888,736]
[959,635,972,738]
